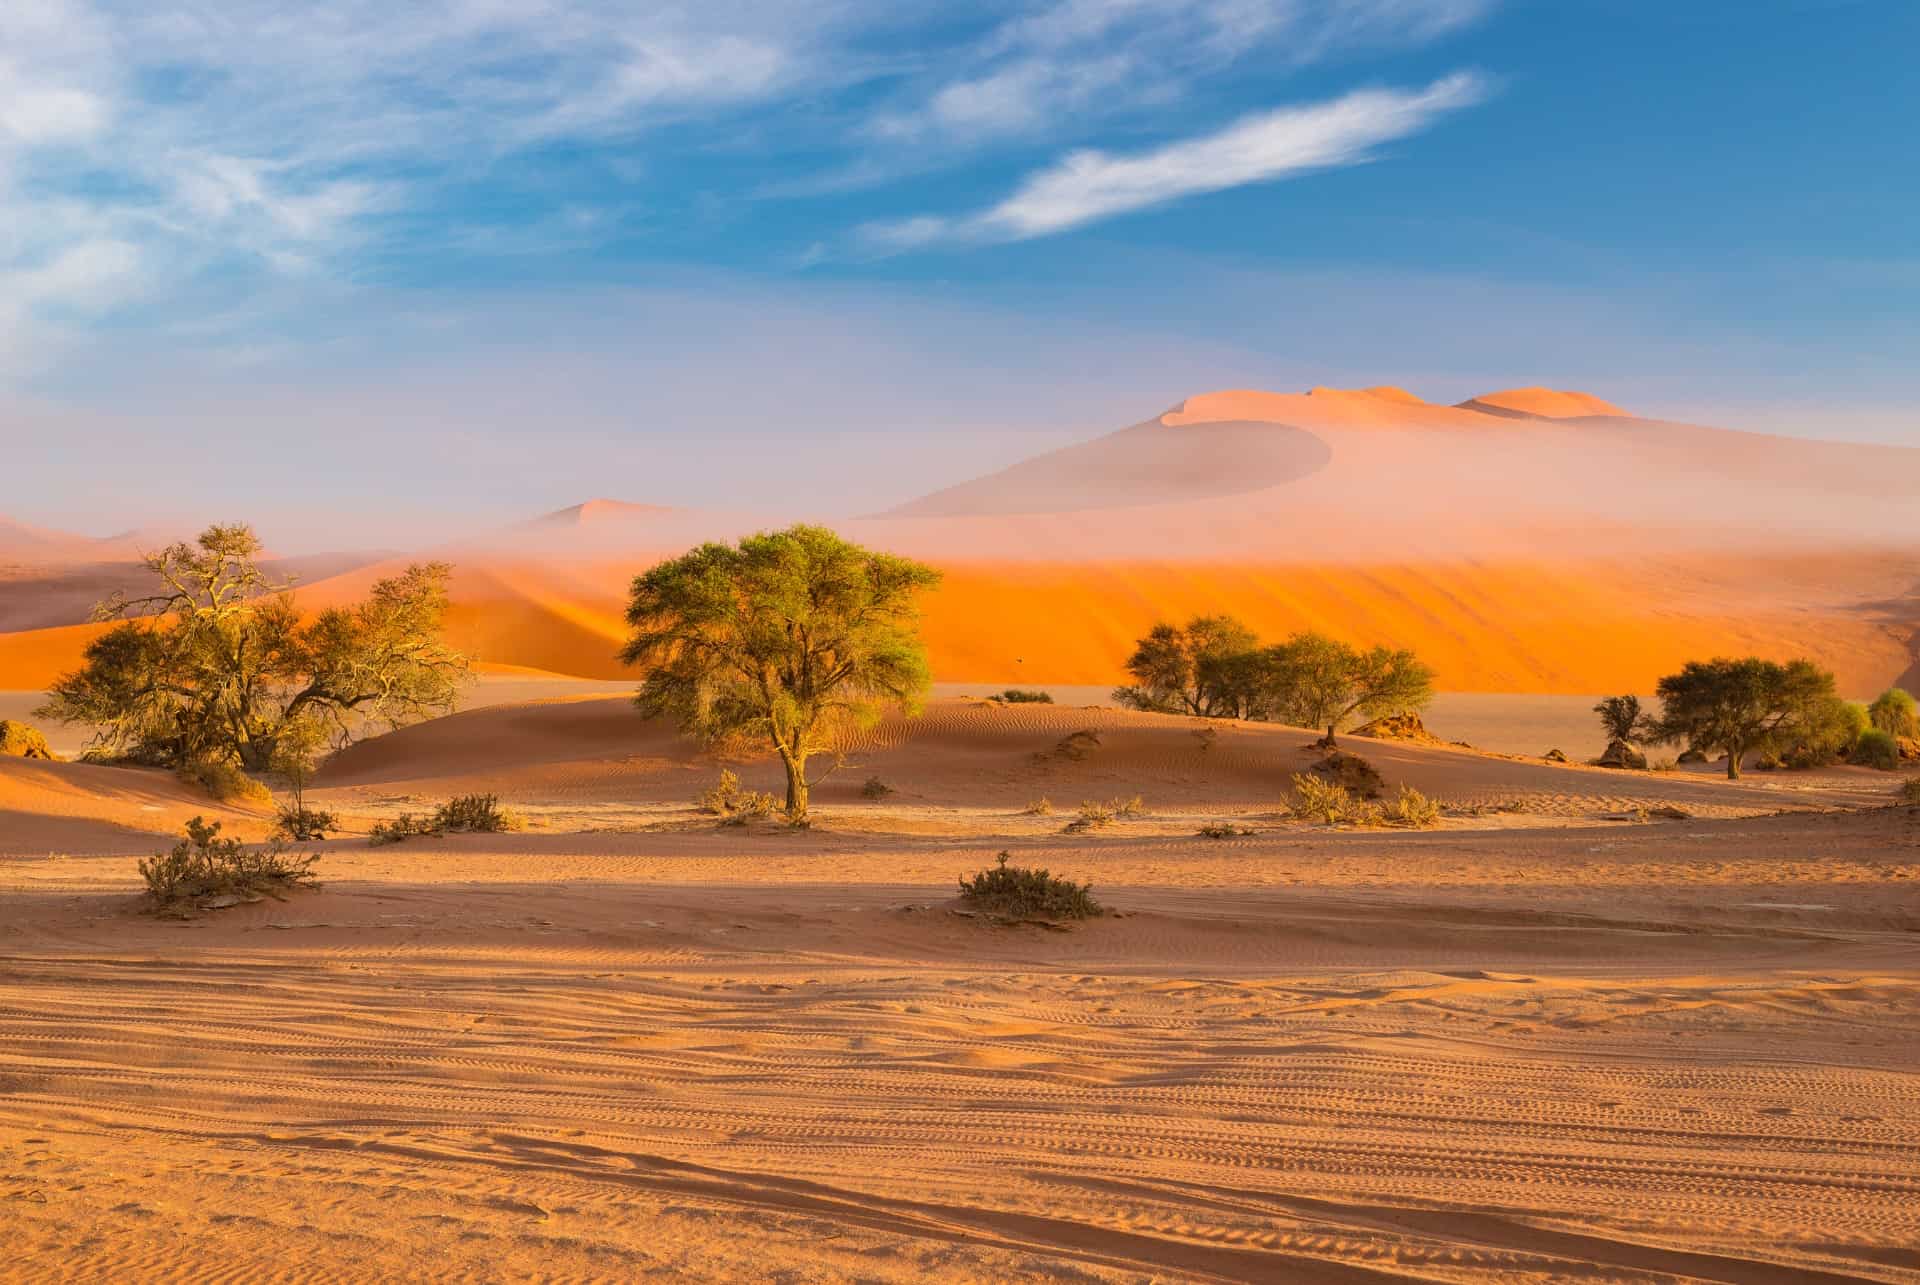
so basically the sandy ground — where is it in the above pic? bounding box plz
[3,698,1918,1281]
[0,684,1658,763]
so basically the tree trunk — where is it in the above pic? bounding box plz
[1325,723,1338,748]
[1726,743,1741,780]
[780,750,809,820]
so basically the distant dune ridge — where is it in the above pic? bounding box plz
[7,382,1920,694]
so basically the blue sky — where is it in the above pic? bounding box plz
[2,0,1915,544]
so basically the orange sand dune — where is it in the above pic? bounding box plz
[1457,386,1630,418]
[5,547,1918,695]
[10,385,1920,697]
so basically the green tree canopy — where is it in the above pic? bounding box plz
[1112,615,1265,718]
[1869,687,1919,740]
[40,524,469,771]
[1649,657,1838,780]
[1262,632,1435,746]
[1593,694,1652,743]
[619,525,941,820]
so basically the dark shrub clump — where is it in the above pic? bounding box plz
[273,806,338,842]
[997,689,1053,704]
[958,852,1102,920]
[369,793,520,844]
[1854,728,1899,771]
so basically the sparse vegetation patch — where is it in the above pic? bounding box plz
[698,769,778,822]
[996,689,1053,704]
[861,776,894,799]
[139,816,318,911]
[958,852,1102,921]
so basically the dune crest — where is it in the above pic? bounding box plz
[1459,387,1630,419]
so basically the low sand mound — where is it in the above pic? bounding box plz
[306,696,1889,822]
[0,757,266,853]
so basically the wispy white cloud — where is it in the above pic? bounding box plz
[862,71,1487,248]
[0,1,1497,379]
[868,0,1491,146]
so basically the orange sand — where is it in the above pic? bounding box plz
[2,695,1917,1280]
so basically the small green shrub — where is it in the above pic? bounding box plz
[1381,785,1442,828]
[1197,821,1253,839]
[1021,797,1054,816]
[1895,778,1920,806]
[1854,728,1899,771]
[273,806,338,841]
[179,758,273,806]
[139,816,318,909]
[434,793,520,833]
[997,689,1053,704]
[1870,688,1920,740]
[861,776,893,799]
[368,812,440,845]
[958,852,1102,920]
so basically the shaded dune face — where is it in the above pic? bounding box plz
[880,418,1333,518]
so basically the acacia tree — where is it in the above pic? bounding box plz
[40,524,469,771]
[1650,657,1837,780]
[619,525,941,820]
[1593,695,1652,743]
[1112,616,1264,718]
[1263,631,1435,746]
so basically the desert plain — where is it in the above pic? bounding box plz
[4,387,1920,1282]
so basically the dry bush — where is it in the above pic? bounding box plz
[1286,773,1381,826]
[1054,729,1101,761]
[139,816,318,910]
[1381,785,1442,828]
[1309,750,1384,798]
[1197,821,1253,838]
[178,758,272,806]
[1648,757,1678,773]
[1063,800,1115,834]
[1894,778,1920,806]
[273,806,338,841]
[1021,797,1054,816]
[996,689,1053,704]
[1062,796,1143,833]
[958,852,1102,920]
[861,776,893,799]
[0,720,57,759]
[698,769,777,823]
